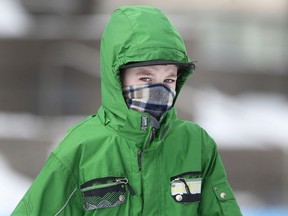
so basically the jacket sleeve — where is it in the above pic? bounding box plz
[11,153,84,216]
[198,132,243,216]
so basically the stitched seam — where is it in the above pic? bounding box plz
[51,152,76,181]
[54,187,77,216]
[64,116,94,138]
[49,153,79,215]
[22,198,30,216]
[117,9,139,59]
[156,8,178,58]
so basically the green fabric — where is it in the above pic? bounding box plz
[12,6,242,216]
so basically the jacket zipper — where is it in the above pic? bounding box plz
[80,177,135,195]
[144,127,156,149]
[137,150,142,171]
[137,127,156,170]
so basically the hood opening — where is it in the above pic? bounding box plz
[100,6,195,121]
[120,59,195,71]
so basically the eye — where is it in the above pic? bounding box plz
[139,77,152,82]
[164,79,176,83]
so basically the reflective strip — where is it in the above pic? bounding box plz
[54,187,77,216]
[171,179,201,195]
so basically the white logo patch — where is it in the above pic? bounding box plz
[171,178,201,195]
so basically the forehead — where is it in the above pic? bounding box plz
[123,64,178,75]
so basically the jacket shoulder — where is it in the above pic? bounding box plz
[174,118,205,135]
[173,118,217,150]
[52,114,104,155]
[66,114,99,134]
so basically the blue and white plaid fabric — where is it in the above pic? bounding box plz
[123,83,176,119]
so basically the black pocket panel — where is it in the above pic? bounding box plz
[81,177,128,210]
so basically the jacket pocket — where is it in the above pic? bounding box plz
[170,171,202,204]
[80,176,135,210]
[213,182,242,215]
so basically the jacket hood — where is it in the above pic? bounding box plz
[100,6,194,122]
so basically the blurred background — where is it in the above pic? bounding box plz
[0,0,287,215]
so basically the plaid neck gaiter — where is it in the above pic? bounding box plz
[123,83,176,119]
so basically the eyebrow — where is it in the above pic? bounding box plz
[166,72,177,77]
[135,70,153,76]
[133,67,178,77]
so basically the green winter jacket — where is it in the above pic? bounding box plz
[12,6,242,216]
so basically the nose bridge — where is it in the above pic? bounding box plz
[154,76,164,84]
[153,69,165,84]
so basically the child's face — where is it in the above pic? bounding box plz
[121,65,178,89]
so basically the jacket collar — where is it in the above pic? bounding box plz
[98,106,176,145]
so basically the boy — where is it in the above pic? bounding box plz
[12,6,242,215]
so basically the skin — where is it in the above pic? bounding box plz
[121,65,178,89]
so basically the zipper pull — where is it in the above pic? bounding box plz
[180,178,191,194]
[126,183,136,196]
[151,127,156,140]
[144,127,157,149]
[116,178,128,184]
[116,178,136,196]
[175,177,191,194]
[137,150,142,171]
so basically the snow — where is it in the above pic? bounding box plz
[192,89,288,149]
[0,0,32,37]
[0,153,32,215]
[0,113,84,142]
